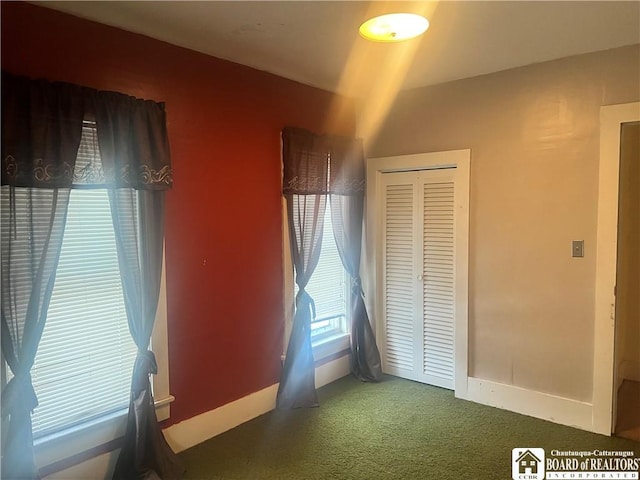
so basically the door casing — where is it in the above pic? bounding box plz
[365,150,470,398]
[593,102,640,435]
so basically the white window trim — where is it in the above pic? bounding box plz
[31,245,173,471]
[281,199,351,363]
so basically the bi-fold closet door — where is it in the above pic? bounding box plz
[381,168,456,390]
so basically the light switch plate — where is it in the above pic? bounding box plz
[572,240,584,258]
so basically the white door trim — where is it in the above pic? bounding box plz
[593,102,640,435]
[366,150,470,399]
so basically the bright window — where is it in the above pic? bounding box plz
[296,203,349,342]
[2,123,170,450]
[30,187,137,438]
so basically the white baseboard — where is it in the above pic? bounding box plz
[43,356,351,478]
[43,452,116,480]
[163,354,350,453]
[316,354,351,388]
[163,384,278,453]
[465,377,594,432]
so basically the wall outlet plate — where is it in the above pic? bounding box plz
[572,240,584,257]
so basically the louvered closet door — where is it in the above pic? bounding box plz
[421,172,455,389]
[381,172,421,379]
[380,169,456,389]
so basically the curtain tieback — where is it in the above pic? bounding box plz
[1,372,38,416]
[131,350,158,394]
[295,289,317,320]
[351,276,364,297]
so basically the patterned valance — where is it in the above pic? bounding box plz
[1,72,172,190]
[282,127,365,196]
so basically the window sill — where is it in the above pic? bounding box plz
[279,334,350,369]
[34,395,174,475]
[312,332,350,363]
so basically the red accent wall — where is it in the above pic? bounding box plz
[1,2,356,426]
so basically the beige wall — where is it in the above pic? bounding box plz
[368,45,640,402]
[615,122,640,383]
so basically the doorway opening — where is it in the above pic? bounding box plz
[593,102,640,436]
[613,121,640,442]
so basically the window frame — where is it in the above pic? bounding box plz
[28,188,137,439]
[282,198,351,362]
[30,248,172,470]
[0,195,173,472]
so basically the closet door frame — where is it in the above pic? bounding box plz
[366,150,470,399]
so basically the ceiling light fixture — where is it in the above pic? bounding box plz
[359,13,429,43]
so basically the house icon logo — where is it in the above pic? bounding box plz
[512,448,545,480]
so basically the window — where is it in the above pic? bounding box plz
[306,204,349,341]
[30,187,137,438]
[2,124,171,465]
[3,123,137,439]
[292,202,349,344]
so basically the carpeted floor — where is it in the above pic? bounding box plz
[180,375,638,479]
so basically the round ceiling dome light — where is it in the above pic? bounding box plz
[359,13,429,43]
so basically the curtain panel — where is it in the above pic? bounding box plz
[1,72,180,480]
[282,127,365,196]
[2,72,173,191]
[109,189,183,480]
[278,127,381,409]
[1,188,71,480]
[1,73,85,189]
[326,136,381,382]
[330,191,382,382]
[277,195,326,409]
[94,92,172,190]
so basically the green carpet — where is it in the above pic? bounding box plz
[180,375,638,479]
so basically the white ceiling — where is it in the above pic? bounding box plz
[36,1,640,97]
